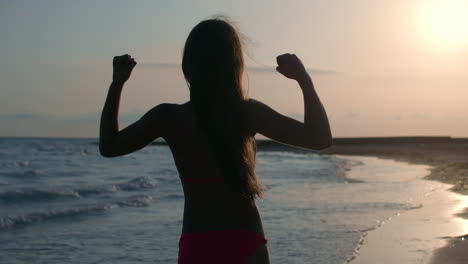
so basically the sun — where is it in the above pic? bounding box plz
[418,0,468,49]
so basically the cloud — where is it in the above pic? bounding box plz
[345,112,360,118]
[410,112,431,119]
[0,111,145,122]
[137,63,337,75]
[0,111,146,137]
[0,112,45,120]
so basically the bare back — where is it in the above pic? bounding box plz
[162,101,265,236]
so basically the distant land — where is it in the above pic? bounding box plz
[1,136,468,144]
[1,136,468,153]
[147,136,468,153]
[151,136,468,145]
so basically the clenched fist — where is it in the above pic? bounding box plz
[276,53,308,81]
[113,54,137,83]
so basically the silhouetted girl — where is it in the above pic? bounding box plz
[100,18,331,264]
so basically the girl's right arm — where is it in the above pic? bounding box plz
[249,53,332,150]
[99,55,172,157]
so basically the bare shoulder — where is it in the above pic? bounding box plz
[245,98,275,112]
[140,103,183,134]
[243,98,275,120]
[150,102,179,113]
[243,98,265,113]
[146,103,181,120]
[242,98,271,135]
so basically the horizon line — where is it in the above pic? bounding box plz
[1,136,465,140]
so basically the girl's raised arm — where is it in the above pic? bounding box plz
[249,54,332,150]
[99,55,171,157]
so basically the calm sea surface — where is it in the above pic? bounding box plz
[0,138,432,263]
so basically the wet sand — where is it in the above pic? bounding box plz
[254,137,468,263]
[320,137,468,264]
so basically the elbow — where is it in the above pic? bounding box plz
[306,132,333,150]
[307,139,332,150]
[99,142,117,158]
[100,149,119,158]
[99,147,113,158]
[314,136,333,150]
[99,150,114,158]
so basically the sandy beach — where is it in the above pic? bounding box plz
[256,137,468,263]
[321,137,468,264]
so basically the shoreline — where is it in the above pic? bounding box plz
[338,155,466,263]
[323,141,468,264]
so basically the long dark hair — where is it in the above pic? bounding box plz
[182,18,263,200]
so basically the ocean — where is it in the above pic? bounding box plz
[0,138,434,263]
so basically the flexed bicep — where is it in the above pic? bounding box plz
[249,99,309,148]
[99,104,174,157]
[248,54,332,150]
[249,98,331,150]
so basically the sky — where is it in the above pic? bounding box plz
[1,0,467,138]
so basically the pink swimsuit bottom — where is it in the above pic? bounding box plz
[178,230,267,264]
